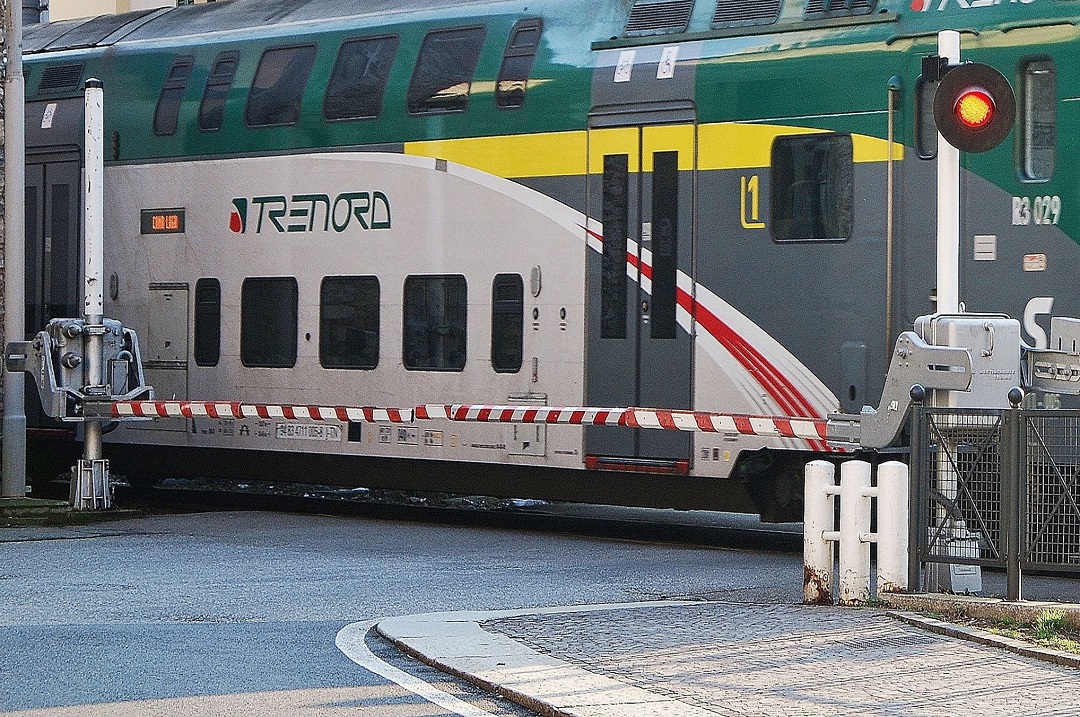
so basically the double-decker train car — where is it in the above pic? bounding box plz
[17,0,1079,518]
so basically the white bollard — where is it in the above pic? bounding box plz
[803,460,837,605]
[838,460,872,605]
[876,461,910,594]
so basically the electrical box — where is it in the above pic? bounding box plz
[915,314,1020,408]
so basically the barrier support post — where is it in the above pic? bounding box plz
[803,460,836,605]
[876,461,910,594]
[839,460,872,605]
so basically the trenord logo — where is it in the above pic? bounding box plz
[230,192,391,234]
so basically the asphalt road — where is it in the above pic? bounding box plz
[0,510,803,716]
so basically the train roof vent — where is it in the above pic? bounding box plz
[804,0,876,19]
[712,0,782,28]
[37,64,85,93]
[625,0,696,37]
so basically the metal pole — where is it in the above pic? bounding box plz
[2,0,28,499]
[936,30,961,315]
[1003,399,1023,601]
[72,78,109,510]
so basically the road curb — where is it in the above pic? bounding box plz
[886,609,1080,670]
[376,601,714,717]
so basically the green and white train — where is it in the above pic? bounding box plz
[19,0,1079,518]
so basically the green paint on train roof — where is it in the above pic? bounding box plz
[21,0,1080,181]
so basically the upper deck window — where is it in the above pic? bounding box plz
[915,75,938,159]
[199,50,240,132]
[324,35,399,121]
[407,26,486,115]
[245,44,317,127]
[1020,59,1056,181]
[496,18,542,109]
[770,133,853,243]
[154,56,194,136]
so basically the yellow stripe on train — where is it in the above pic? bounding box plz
[404,122,904,179]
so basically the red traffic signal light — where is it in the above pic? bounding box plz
[933,62,1015,153]
[954,89,994,130]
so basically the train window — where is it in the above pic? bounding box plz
[199,50,240,132]
[245,44,317,128]
[407,26,486,115]
[324,35,399,121]
[403,275,467,371]
[491,274,524,373]
[915,75,938,159]
[650,151,678,340]
[770,133,853,243]
[601,154,629,339]
[1021,59,1056,181]
[320,276,380,369]
[193,278,221,367]
[496,18,542,110]
[153,56,194,137]
[240,277,298,368]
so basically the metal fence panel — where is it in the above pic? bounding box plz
[917,409,1005,568]
[1022,412,1080,570]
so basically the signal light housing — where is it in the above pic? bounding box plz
[933,62,1015,153]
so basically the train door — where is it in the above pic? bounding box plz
[585,121,694,469]
[24,156,81,335]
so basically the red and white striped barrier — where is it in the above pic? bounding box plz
[415,404,626,426]
[110,401,412,423]
[418,404,828,442]
[110,401,829,444]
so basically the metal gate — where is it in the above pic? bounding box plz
[912,406,1080,598]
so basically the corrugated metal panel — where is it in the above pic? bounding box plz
[804,0,876,18]
[711,0,782,28]
[36,63,84,93]
[625,0,696,37]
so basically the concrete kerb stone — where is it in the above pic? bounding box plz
[883,593,1080,670]
[376,601,716,717]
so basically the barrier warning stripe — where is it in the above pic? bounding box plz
[415,404,626,426]
[111,401,413,424]
[111,401,828,443]
[418,404,829,442]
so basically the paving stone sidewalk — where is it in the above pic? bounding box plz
[380,601,1080,717]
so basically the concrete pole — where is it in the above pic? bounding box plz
[838,460,872,605]
[803,460,836,605]
[2,0,28,499]
[876,461,910,594]
[936,30,961,315]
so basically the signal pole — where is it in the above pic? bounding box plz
[936,30,961,315]
[3,0,28,499]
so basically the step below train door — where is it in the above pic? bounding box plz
[585,113,694,470]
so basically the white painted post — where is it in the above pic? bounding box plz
[936,30,961,315]
[839,460,872,605]
[876,461,910,594]
[803,460,837,605]
[72,78,110,511]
